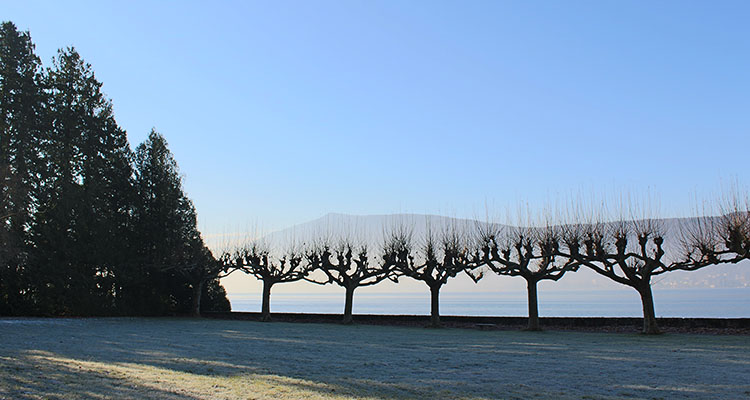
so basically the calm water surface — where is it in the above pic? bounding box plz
[227,288,750,318]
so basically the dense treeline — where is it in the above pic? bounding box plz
[0,22,230,316]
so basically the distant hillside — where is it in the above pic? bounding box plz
[261,213,491,247]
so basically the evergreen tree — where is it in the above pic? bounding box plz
[132,130,227,315]
[0,22,229,316]
[202,278,231,313]
[0,22,46,315]
[32,47,134,315]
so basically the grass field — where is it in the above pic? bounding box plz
[1,318,749,399]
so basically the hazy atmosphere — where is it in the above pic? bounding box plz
[6,2,750,308]
[6,1,749,233]
[3,2,750,399]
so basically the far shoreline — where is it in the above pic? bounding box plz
[225,287,750,319]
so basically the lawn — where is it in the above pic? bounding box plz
[1,318,748,399]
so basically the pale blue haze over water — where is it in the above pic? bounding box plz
[228,288,750,318]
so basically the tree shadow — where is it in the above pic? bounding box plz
[1,318,749,399]
[0,350,201,399]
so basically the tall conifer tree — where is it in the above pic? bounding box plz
[132,130,215,315]
[0,22,229,316]
[0,22,46,314]
[33,48,133,315]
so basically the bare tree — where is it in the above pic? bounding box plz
[388,223,480,328]
[560,216,692,334]
[715,210,750,260]
[478,223,579,331]
[678,194,750,283]
[305,238,395,324]
[227,241,307,321]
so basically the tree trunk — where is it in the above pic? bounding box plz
[429,285,441,328]
[526,278,541,331]
[343,285,355,324]
[638,284,660,334]
[261,279,272,322]
[191,280,204,317]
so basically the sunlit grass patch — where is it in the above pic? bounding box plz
[4,350,403,400]
[1,318,748,399]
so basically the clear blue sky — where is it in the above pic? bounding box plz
[6,1,750,234]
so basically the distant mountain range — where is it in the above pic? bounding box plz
[256,213,749,290]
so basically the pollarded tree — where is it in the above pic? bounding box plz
[305,239,395,324]
[228,242,307,322]
[560,217,709,335]
[388,224,481,328]
[713,208,750,261]
[681,195,750,266]
[478,223,579,331]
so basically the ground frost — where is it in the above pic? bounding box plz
[0,318,748,399]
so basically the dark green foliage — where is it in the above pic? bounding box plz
[0,21,46,315]
[130,130,231,315]
[29,47,136,315]
[0,21,230,316]
[202,278,231,312]
[110,106,230,317]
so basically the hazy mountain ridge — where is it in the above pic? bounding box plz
[259,213,749,289]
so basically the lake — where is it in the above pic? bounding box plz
[227,287,750,318]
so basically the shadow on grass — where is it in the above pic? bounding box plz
[0,350,201,400]
[1,318,749,399]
